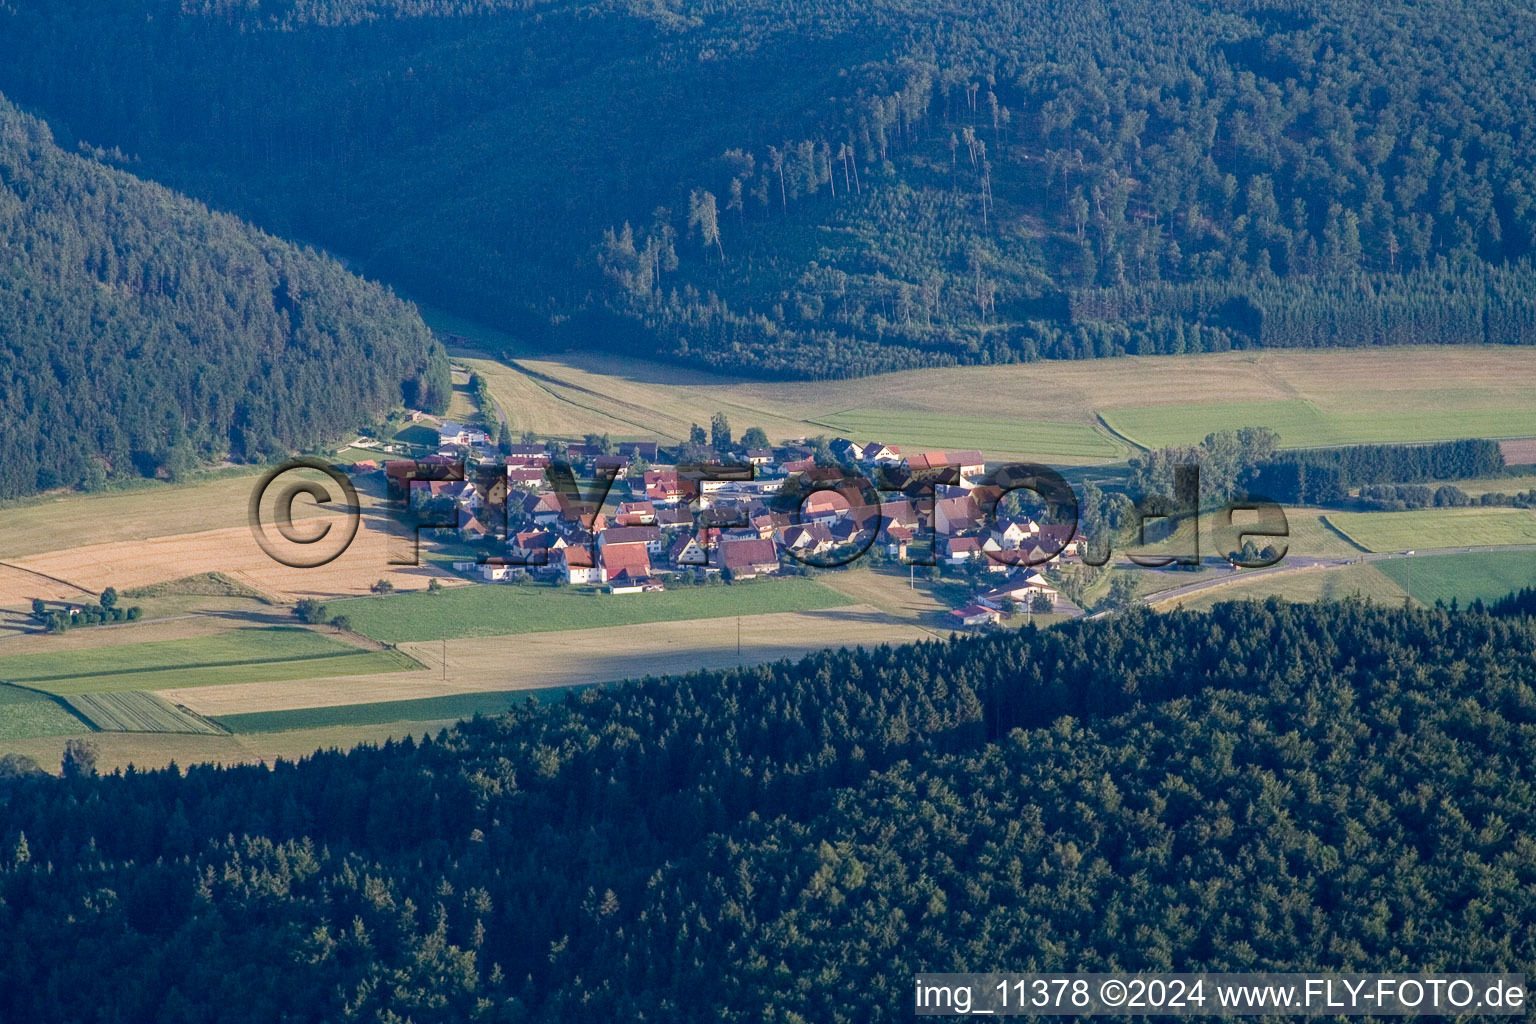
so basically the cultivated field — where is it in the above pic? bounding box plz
[1323,508,1536,552]
[0,626,417,694]
[1103,400,1536,450]
[169,605,937,717]
[1162,562,1409,611]
[329,577,855,644]
[1374,549,1536,607]
[0,684,89,740]
[65,691,226,734]
[0,719,467,775]
[812,409,1126,460]
[215,688,571,734]
[450,341,1536,460]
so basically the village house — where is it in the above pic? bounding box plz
[934,493,985,535]
[606,570,664,594]
[719,537,781,578]
[599,540,653,582]
[829,438,863,463]
[644,469,684,504]
[438,421,491,447]
[949,604,1003,628]
[558,545,603,585]
[615,500,657,525]
[780,522,836,557]
[993,518,1040,549]
[906,450,987,487]
[506,466,546,488]
[978,569,1060,610]
[861,442,902,464]
[478,560,527,582]
[668,531,714,569]
[598,525,664,557]
[781,456,815,474]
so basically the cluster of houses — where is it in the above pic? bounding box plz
[384,429,1081,623]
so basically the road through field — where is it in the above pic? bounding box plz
[1142,543,1536,610]
[167,605,938,716]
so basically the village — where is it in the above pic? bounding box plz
[368,417,1084,631]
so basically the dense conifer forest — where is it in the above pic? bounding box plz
[2,601,1534,1021]
[3,0,1536,375]
[0,96,449,499]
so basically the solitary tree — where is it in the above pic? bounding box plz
[100,586,118,610]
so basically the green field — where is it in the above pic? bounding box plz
[0,627,418,694]
[0,684,91,740]
[217,686,585,734]
[813,409,1127,460]
[1323,508,1536,552]
[65,691,227,734]
[330,578,855,644]
[1101,399,1536,450]
[1375,550,1536,607]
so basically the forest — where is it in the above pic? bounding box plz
[2,600,1535,1020]
[3,0,1536,375]
[0,94,449,499]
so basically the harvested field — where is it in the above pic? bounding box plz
[64,691,227,734]
[1500,439,1536,465]
[1,511,463,606]
[168,605,938,716]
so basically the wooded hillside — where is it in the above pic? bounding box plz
[2,601,1534,1020]
[0,95,449,498]
[3,0,1536,375]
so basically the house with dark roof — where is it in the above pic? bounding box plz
[719,537,780,578]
